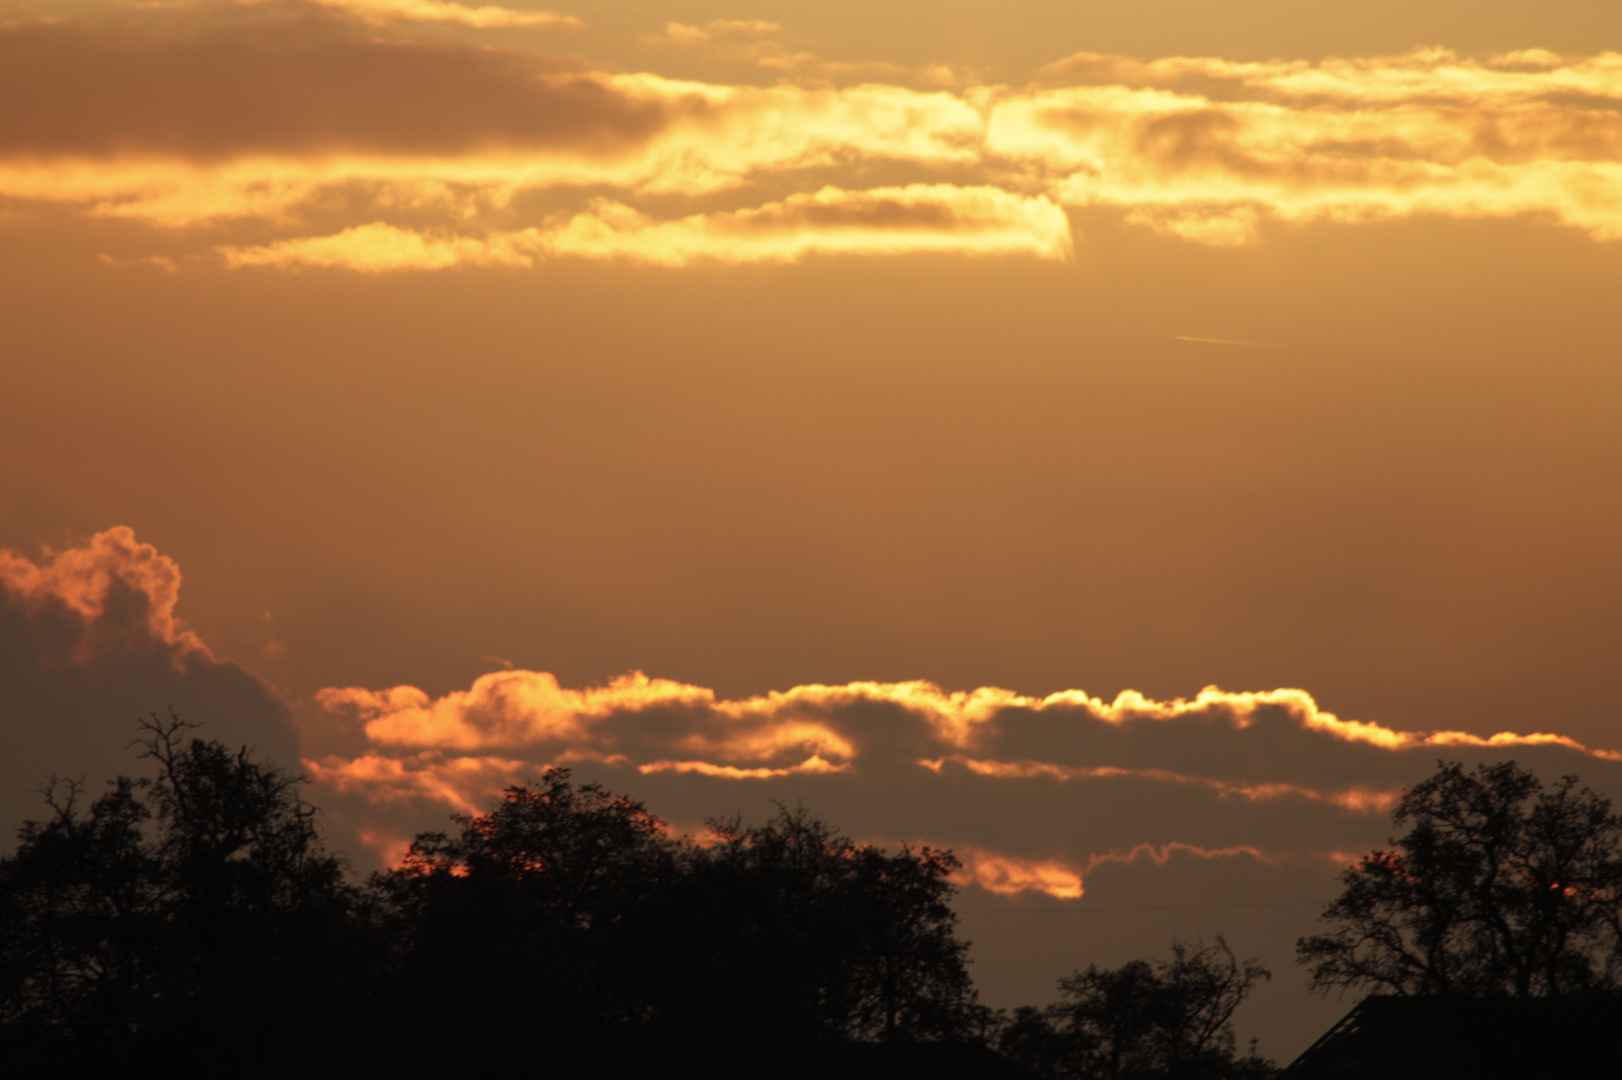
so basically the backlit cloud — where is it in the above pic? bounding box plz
[0,529,296,846]
[307,666,1622,899]
[217,187,1073,269]
[0,526,209,667]
[290,0,583,29]
[4,9,1621,263]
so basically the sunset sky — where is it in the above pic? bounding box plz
[4,0,1621,1060]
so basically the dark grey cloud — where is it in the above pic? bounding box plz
[0,12,678,160]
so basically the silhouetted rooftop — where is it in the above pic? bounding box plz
[1282,995,1622,1080]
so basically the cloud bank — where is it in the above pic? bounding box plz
[0,528,297,847]
[3,9,1621,266]
[309,668,1622,898]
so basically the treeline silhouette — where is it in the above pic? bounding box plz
[0,717,1282,1078]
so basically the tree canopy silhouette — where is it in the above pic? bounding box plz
[371,771,988,1073]
[999,935,1275,1080]
[0,714,370,1072]
[1297,759,1622,998]
[2,716,1320,1079]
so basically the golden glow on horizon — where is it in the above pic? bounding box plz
[304,751,544,814]
[953,841,1307,900]
[956,847,1086,899]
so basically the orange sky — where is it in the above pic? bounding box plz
[3,0,1621,1060]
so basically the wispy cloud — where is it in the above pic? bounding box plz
[1174,335,1274,347]
[289,0,583,29]
[217,187,1073,269]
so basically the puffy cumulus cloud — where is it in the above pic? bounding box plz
[305,668,1622,901]
[0,526,208,667]
[7,9,1622,262]
[216,186,1072,269]
[0,529,296,846]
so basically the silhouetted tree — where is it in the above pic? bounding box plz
[372,767,682,1072]
[1297,760,1622,998]
[1000,936,1274,1080]
[4,732,997,1076]
[671,806,986,1046]
[0,714,372,1071]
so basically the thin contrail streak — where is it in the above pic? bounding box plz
[1174,335,1275,347]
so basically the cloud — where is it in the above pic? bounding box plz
[305,667,1622,900]
[218,221,537,271]
[1038,47,1622,108]
[0,529,297,846]
[216,186,1073,269]
[920,756,1403,815]
[957,846,1085,899]
[0,526,210,666]
[314,669,1622,773]
[4,10,1620,260]
[287,0,583,29]
[637,17,933,85]
[0,20,664,162]
[305,750,546,815]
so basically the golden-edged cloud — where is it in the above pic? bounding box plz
[291,0,583,29]
[316,668,1622,770]
[6,9,1622,264]
[217,186,1072,269]
[307,665,1622,895]
[0,526,210,666]
[10,528,1622,907]
[0,529,296,843]
[986,72,1622,245]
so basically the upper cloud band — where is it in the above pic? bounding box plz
[5,10,1622,263]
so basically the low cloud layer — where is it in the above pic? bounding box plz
[0,528,297,845]
[309,667,1622,898]
[6,528,1616,1051]
[3,8,1621,266]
